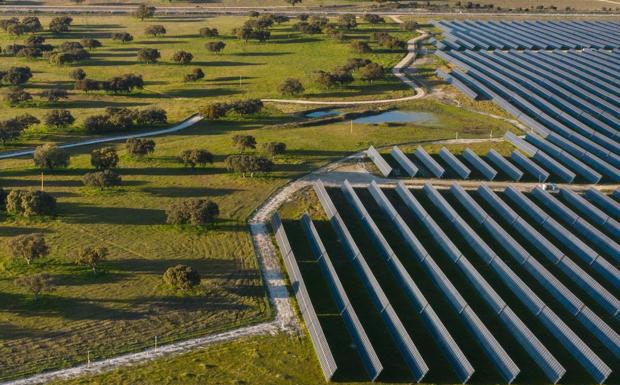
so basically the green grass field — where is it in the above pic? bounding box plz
[0,96,517,380]
[0,14,415,150]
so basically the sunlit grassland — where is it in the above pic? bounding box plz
[0,14,413,144]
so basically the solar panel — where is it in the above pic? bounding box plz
[586,188,620,220]
[367,145,393,177]
[313,180,429,381]
[559,188,620,239]
[531,187,620,263]
[390,146,419,177]
[271,213,337,381]
[371,181,520,383]
[301,214,383,381]
[415,146,445,178]
[463,148,497,181]
[478,185,620,318]
[504,186,620,290]
[451,184,618,372]
[341,180,473,383]
[439,147,471,179]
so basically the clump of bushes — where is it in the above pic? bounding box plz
[184,68,204,82]
[6,190,56,217]
[125,138,155,158]
[163,264,201,290]
[91,147,119,169]
[83,169,122,188]
[224,154,273,177]
[33,144,70,170]
[199,99,263,120]
[74,73,143,94]
[84,107,166,133]
[9,233,49,265]
[261,141,286,157]
[0,114,39,144]
[166,198,219,226]
[178,149,214,169]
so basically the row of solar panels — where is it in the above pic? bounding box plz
[436,50,620,182]
[437,49,620,157]
[272,182,620,383]
[436,21,620,51]
[367,143,607,184]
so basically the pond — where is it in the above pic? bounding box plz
[352,110,438,125]
[304,109,341,118]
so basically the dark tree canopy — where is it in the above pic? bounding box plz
[163,264,201,290]
[81,38,102,50]
[41,89,69,103]
[49,16,73,33]
[70,68,86,80]
[338,14,357,30]
[171,50,193,64]
[44,109,75,128]
[359,62,385,83]
[166,199,219,226]
[91,147,119,170]
[134,4,156,20]
[363,14,385,23]
[401,20,418,32]
[278,78,304,96]
[9,233,49,265]
[125,138,155,157]
[83,169,122,189]
[232,134,257,152]
[5,87,32,106]
[137,48,161,64]
[33,143,70,169]
[205,41,226,53]
[74,246,108,274]
[178,149,214,169]
[261,141,287,157]
[224,154,273,177]
[199,26,219,37]
[184,68,204,82]
[0,114,39,144]
[112,32,134,43]
[6,190,56,217]
[285,0,302,5]
[145,24,166,37]
[15,273,54,300]
[1,66,32,85]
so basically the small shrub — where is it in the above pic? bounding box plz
[178,149,214,169]
[6,190,56,217]
[137,48,160,64]
[171,50,193,64]
[91,147,119,169]
[15,273,54,300]
[166,199,219,226]
[125,138,155,157]
[33,144,70,169]
[82,169,122,188]
[44,109,74,128]
[261,141,286,157]
[74,246,108,274]
[224,154,273,177]
[163,264,201,290]
[184,68,204,82]
[9,233,49,265]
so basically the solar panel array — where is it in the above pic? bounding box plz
[367,145,393,178]
[436,21,620,51]
[313,180,429,381]
[301,214,383,381]
[342,180,474,383]
[270,212,337,381]
[272,182,620,383]
[435,42,620,183]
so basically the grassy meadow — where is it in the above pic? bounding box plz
[0,14,415,150]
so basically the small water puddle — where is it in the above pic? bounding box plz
[353,110,438,125]
[304,109,341,118]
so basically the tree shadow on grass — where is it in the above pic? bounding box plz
[209,76,257,82]
[0,291,143,321]
[61,203,166,225]
[164,87,242,98]
[134,40,189,45]
[0,226,52,236]
[83,59,140,67]
[59,100,150,109]
[0,322,46,341]
[192,60,261,67]
[267,36,322,44]
[230,51,291,57]
[142,186,239,198]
